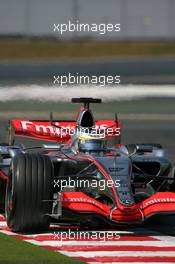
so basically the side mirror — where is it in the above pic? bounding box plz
[42,144,62,150]
[135,144,153,153]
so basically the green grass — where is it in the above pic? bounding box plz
[0,233,84,264]
[1,39,175,60]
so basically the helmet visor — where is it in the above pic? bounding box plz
[79,139,106,151]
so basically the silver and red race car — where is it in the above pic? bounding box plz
[0,97,175,232]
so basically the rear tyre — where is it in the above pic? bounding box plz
[5,153,53,232]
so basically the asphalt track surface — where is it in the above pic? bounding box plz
[0,118,175,263]
[1,57,175,84]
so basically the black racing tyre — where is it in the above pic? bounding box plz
[0,178,6,213]
[5,153,53,232]
[169,167,175,192]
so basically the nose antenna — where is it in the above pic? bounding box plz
[72,97,102,110]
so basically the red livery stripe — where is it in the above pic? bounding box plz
[77,256,175,263]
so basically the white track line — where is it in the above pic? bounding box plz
[24,240,175,247]
[1,216,175,264]
[60,251,175,257]
[0,230,16,236]
[0,221,8,227]
[151,235,175,243]
[0,85,175,102]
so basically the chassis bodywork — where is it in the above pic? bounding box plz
[0,98,175,231]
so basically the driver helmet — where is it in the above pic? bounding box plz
[71,126,106,153]
[78,134,106,152]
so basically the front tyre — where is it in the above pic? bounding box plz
[5,153,53,232]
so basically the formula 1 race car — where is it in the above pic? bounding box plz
[0,98,175,232]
